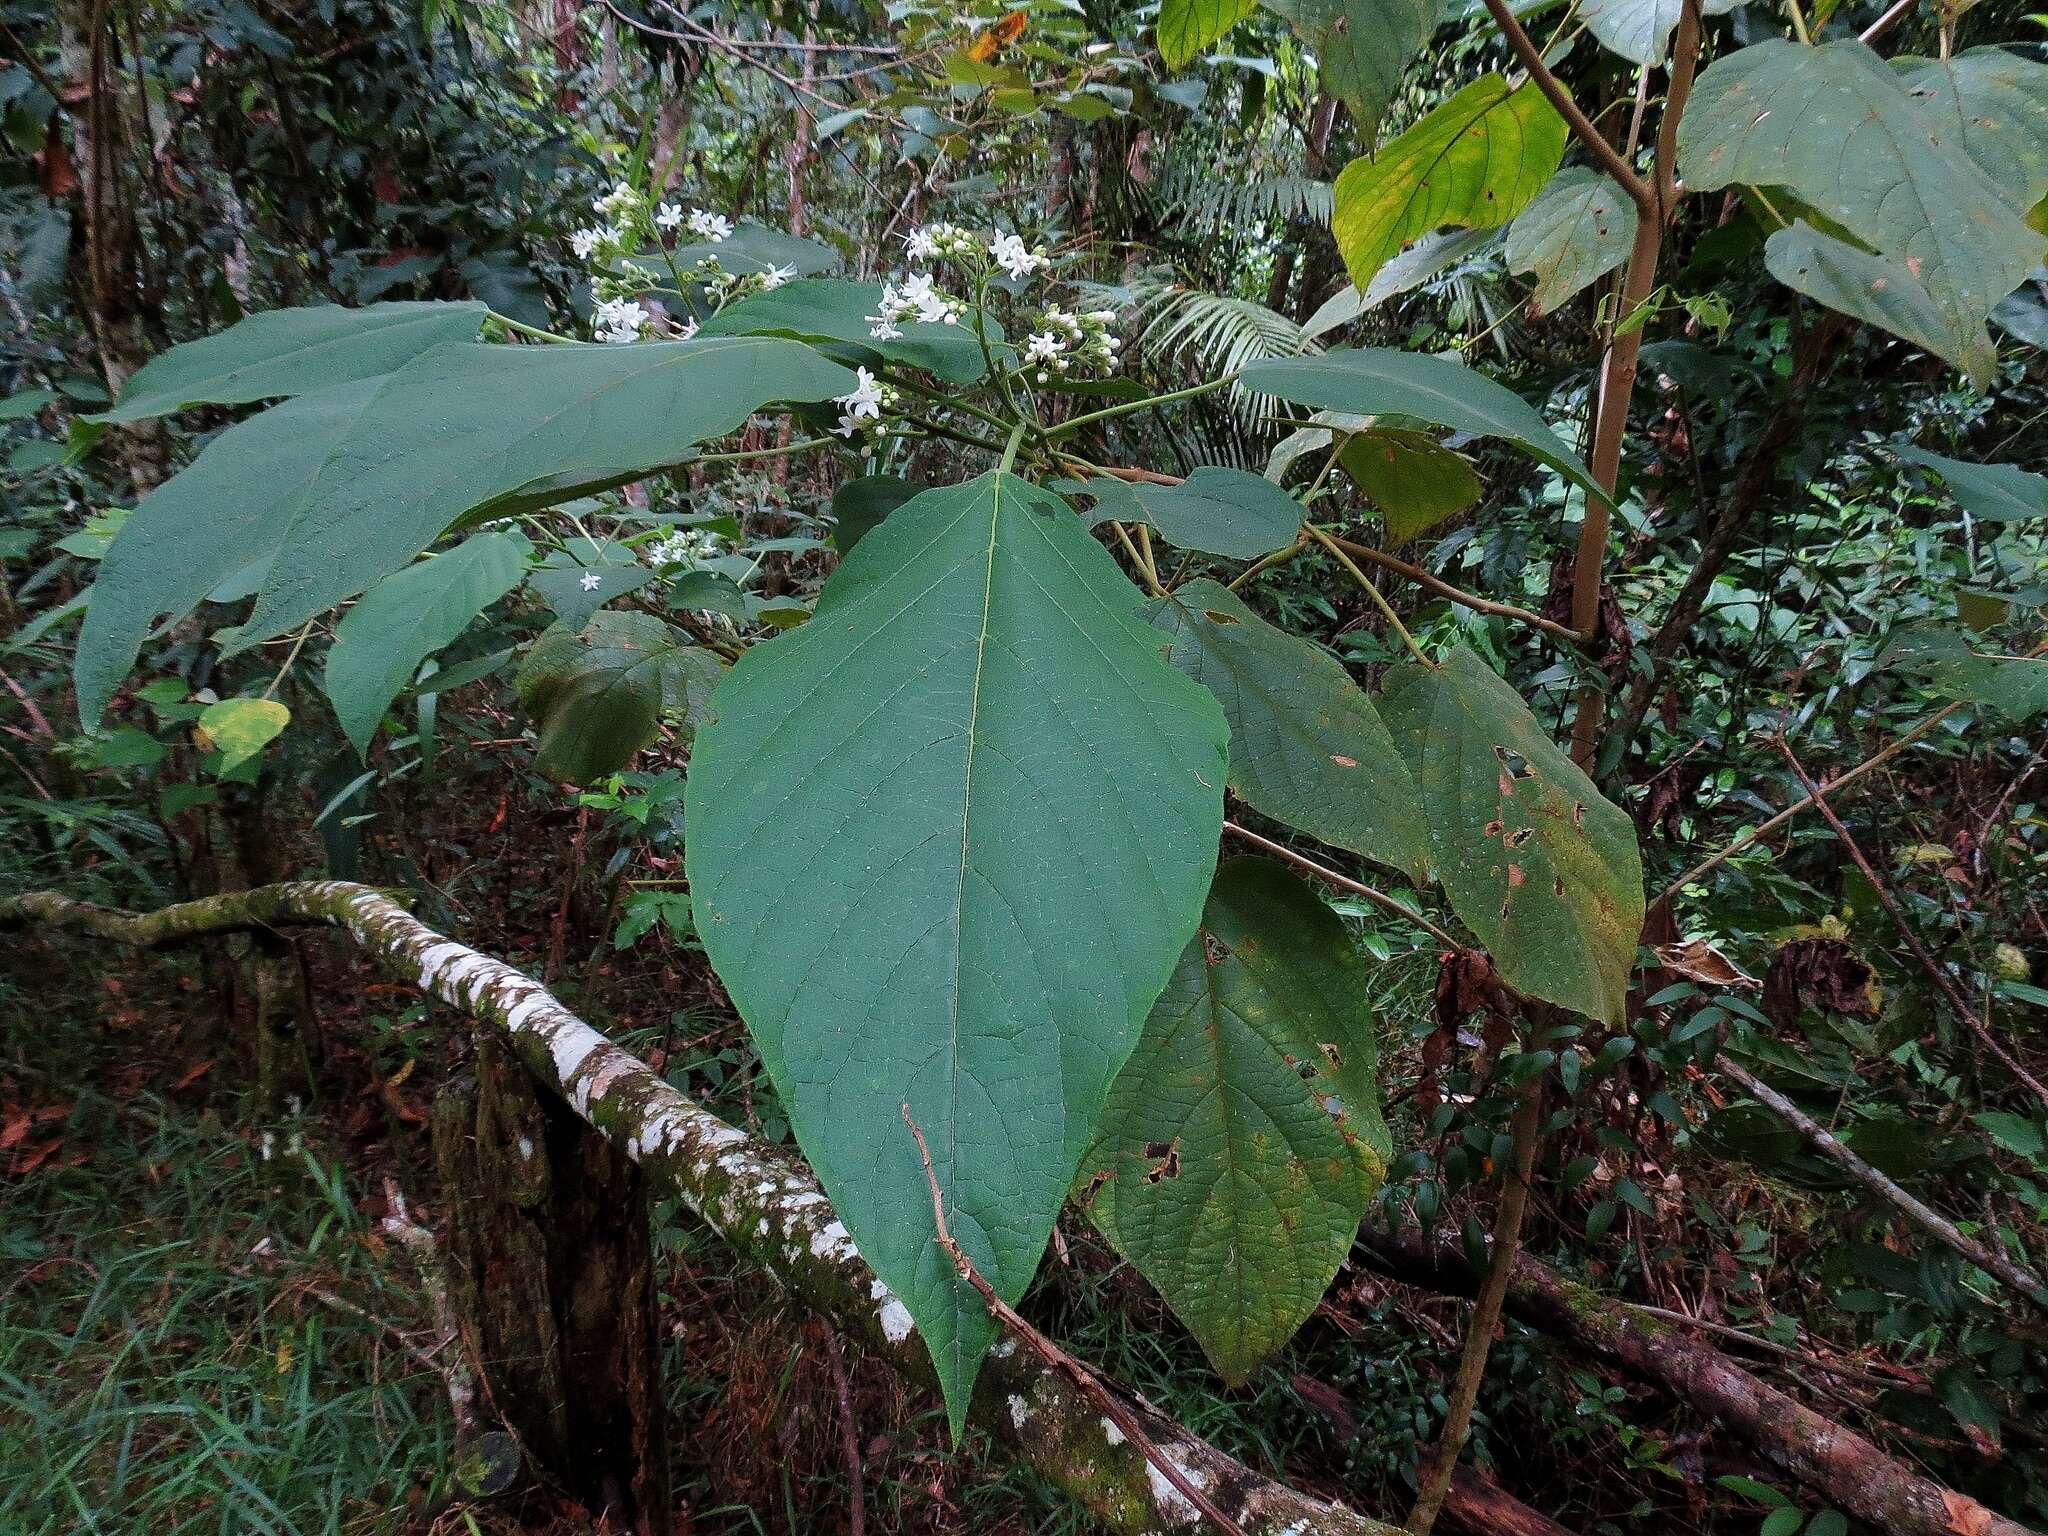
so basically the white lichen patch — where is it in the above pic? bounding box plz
[517,1135,535,1161]
[1008,1394,1031,1430]
[869,1279,914,1343]
[991,1337,1018,1359]
[808,1220,858,1264]
[1101,1417,1125,1446]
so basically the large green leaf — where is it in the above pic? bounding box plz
[1384,647,1643,1024]
[1057,468,1303,560]
[1894,446,2048,524]
[1260,0,1439,139]
[517,611,725,780]
[1762,222,1988,377]
[1578,0,1738,67]
[831,475,927,553]
[1332,74,1566,294]
[1679,39,2044,384]
[1077,857,1390,1384]
[76,337,853,721]
[1504,167,1639,317]
[699,279,997,384]
[1150,578,1426,878]
[94,302,486,423]
[1897,48,2048,215]
[1240,348,1598,497]
[1158,0,1259,67]
[1878,629,2048,719]
[1343,426,1482,542]
[324,530,532,754]
[684,471,1228,1431]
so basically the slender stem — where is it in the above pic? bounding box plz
[894,409,1007,454]
[693,437,837,464]
[489,310,582,345]
[1043,374,1238,441]
[1482,0,1655,217]
[890,374,1015,436]
[1227,536,1308,592]
[998,420,1027,476]
[1304,524,1433,669]
[1108,521,1167,597]
[1858,0,1917,42]
[264,623,316,700]
[1223,821,1459,950]
[1134,523,1162,588]
[1323,534,1582,643]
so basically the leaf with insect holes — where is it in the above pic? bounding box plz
[684,471,1227,1434]
[1383,647,1643,1025]
[1149,579,1426,879]
[93,301,487,423]
[1078,858,1390,1384]
[1504,168,1639,317]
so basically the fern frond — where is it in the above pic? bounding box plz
[1119,278,1322,428]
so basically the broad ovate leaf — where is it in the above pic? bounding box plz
[1158,0,1259,68]
[1579,0,1738,66]
[1333,75,1566,294]
[1893,445,2048,524]
[1679,39,2044,384]
[1386,647,1643,1025]
[517,611,725,781]
[196,697,290,775]
[1240,348,1598,498]
[684,471,1227,1431]
[1078,857,1390,1384]
[95,301,487,423]
[1342,427,1482,543]
[1504,168,1639,317]
[1059,467,1303,560]
[1764,223,1993,380]
[1151,578,1426,878]
[1260,0,1438,140]
[831,475,927,554]
[324,530,531,754]
[76,338,852,720]
[1897,48,2048,216]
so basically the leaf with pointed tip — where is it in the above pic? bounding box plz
[1385,647,1643,1024]
[1578,0,1738,66]
[1303,227,1498,341]
[1897,48,2048,215]
[1078,857,1390,1385]
[1343,427,1482,542]
[1158,0,1259,67]
[1679,39,2044,385]
[1332,74,1566,295]
[196,697,291,775]
[1260,0,1439,139]
[684,472,1227,1433]
[1240,348,1598,498]
[324,530,532,754]
[1058,468,1303,560]
[1878,629,2048,719]
[516,611,725,781]
[831,475,927,554]
[1151,579,1426,878]
[700,279,999,384]
[1504,168,1639,317]
[94,302,486,423]
[1894,446,2048,524]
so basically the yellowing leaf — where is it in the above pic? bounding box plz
[196,698,290,774]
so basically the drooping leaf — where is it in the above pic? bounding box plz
[1877,629,2048,719]
[323,530,532,754]
[516,611,725,781]
[1578,0,1738,67]
[700,279,998,384]
[77,338,852,720]
[684,471,1227,1431]
[196,697,291,774]
[1158,0,1259,67]
[1893,445,2047,524]
[1332,75,1567,294]
[831,474,927,553]
[94,302,487,423]
[1342,427,1483,542]
[1302,227,1497,341]
[1260,0,1439,140]
[1385,647,1643,1024]
[528,538,656,626]
[1240,348,1598,497]
[1504,167,1639,316]
[1763,223,1990,379]
[1077,857,1390,1384]
[1058,468,1303,560]
[1150,578,1426,878]
[1679,39,2045,384]
[1897,48,2048,215]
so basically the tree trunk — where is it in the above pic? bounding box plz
[433,1033,670,1531]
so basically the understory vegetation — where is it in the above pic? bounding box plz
[3,0,2047,1533]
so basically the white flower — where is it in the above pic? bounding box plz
[593,296,650,344]
[686,209,733,242]
[836,365,886,421]
[570,227,605,259]
[867,317,904,340]
[674,316,699,340]
[579,570,602,592]
[989,231,1048,281]
[833,410,864,438]
[593,180,637,218]
[1023,331,1065,364]
[761,263,797,291]
[899,272,957,325]
[655,202,684,232]
[905,226,941,262]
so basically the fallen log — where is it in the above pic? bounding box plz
[1354,1227,2040,1536]
[2,882,1399,1536]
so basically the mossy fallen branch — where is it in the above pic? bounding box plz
[2,880,1399,1536]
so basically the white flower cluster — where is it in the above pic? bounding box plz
[594,296,651,345]
[644,526,726,569]
[866,271,967,340]
[905,221,977,262]
[989,230,1050,281]
[570,181,650,264]
[832,366,895,439]
[1020,303,1120,382]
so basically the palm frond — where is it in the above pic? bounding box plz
[1120,278,1323,428]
